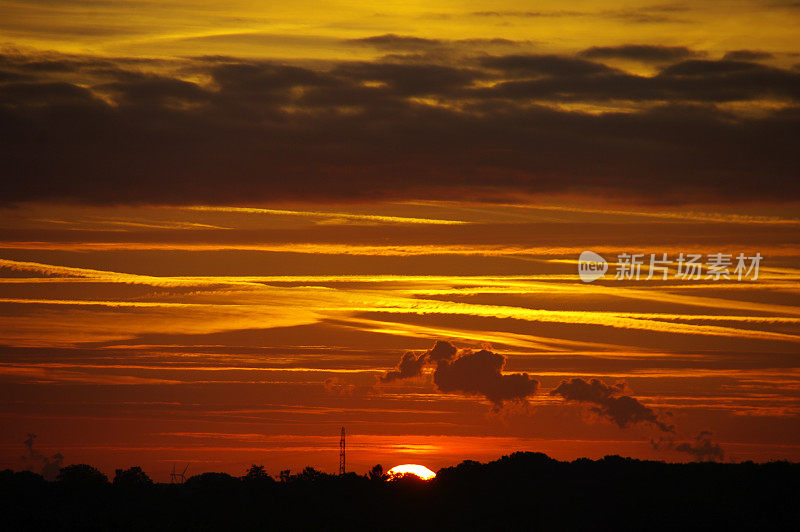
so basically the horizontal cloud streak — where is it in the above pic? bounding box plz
[180,206,468,225]
[3,258,800,346]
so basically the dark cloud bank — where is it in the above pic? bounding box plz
[578,44,701,62]
[0,44,798,205]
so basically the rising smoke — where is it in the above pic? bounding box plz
[21,434,64,480]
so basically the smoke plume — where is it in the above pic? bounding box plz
[21,433,64,481]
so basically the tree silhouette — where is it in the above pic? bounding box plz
[243,464,269,480]
[112,466,153,488]
[0,453,796,529]
[298,466,326,481]
[278,469,291,482]
[242,464,275,487]
[57,464,108,487]
[368,464,385,481]
[184,472,238,491]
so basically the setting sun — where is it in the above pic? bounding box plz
[386,464,437,481]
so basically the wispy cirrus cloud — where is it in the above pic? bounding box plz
[3,258,800,347]
[179,206,468,225]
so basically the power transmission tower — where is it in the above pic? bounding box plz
[339,427,345,475]
[170,464,189,484]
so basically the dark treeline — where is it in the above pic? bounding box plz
[1,452,798,531]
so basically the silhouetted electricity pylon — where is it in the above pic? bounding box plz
[170,464,188,484]
[339,427,345,475]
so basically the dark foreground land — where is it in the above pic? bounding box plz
[2,452,798,531]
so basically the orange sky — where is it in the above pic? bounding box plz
[1,1,799,480]
[2,201,798,479]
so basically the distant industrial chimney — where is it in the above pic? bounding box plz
[339,427,345,475]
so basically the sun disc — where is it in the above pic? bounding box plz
[386,464,436,480]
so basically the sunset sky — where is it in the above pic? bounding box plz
[1,1,799,481]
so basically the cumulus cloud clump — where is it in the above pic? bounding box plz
[381,340,538,409]
[550,377,674,432]
[433,348,539,409]
[380,351,428,382]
